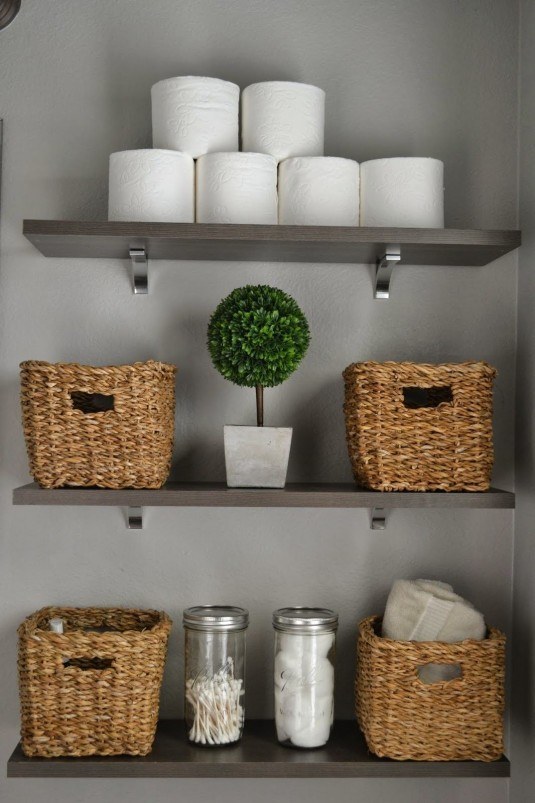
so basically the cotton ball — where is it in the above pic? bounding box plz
[290,718,332,748]
[274,651,301,691]
[279,634,333,659]
[274,707,289,743]
[306,657,335,697]
[289,692,334,747]
[285,688,334,747]
[279,634,307,657]
[303,633,333,660]
[279,687,314,737]
[275,633,336,748]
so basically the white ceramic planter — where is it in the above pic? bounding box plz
[224,426,292,488]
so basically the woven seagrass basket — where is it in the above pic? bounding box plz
[18,607,172,757]
[343,361,496,491]
[20,360,176,488]
[355,616,506,761]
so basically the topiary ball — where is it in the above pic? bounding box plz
[207,285,310,388]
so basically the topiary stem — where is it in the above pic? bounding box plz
[256,385,264,427]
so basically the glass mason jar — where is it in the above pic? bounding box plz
[273,607,338,748]
[183,605,248,745]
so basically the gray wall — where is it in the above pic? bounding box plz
[0,2,519,802]
[512,2,535,801]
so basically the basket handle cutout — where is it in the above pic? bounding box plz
[417,662,462,684]
[70,391,115,414]
[63,657,114,671]
[402,386,453,409]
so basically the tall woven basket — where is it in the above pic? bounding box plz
[18,607,172,757]
[20,360,176,488]
[355,616,506,761]
[343,361,496,491]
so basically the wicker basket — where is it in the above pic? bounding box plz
[355,616,505,761]
[20,360,176,488]
[18,606,172,757]
[343,361,496,491]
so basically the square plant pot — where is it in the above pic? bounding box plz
[224,426,292,488]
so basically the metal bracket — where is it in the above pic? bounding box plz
[374,247,401,299]
[371,507,387,530]
[129,248,148,294]
[127,506,143,529]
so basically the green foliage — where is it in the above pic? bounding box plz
[207,285,310,389]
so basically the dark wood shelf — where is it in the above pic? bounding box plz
[23,220,520,266]
[7,719,510,778]
[12,482,515,509]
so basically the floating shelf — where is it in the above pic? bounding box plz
[13,482,515,508]
[24,220,520,265]
[12,482,515,531]
[7,719,510,779]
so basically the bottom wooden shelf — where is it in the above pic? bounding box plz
[7,720,510,778]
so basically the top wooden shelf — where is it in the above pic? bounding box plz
[23,220,520,266]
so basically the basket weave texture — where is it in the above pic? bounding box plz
[343,361,496,491]
[355,616,505,761]
[20,360,176,489]
[18,607,172,757]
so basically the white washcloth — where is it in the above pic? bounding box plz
[382,579,486,683]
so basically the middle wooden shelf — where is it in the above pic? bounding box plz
[13,481,515,508]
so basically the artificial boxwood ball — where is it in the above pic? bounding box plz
[207,285,310,388]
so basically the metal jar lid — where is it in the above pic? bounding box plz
[272,607,338,634]
[183,605,249,632]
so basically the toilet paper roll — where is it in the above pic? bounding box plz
[279,157,359,225]
[151,76,239,158]
[242,81,325,162]
[108,149,194,222]
[196,152,278,224]
[360,157,444,227]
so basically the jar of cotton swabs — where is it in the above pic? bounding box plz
[273,607,338,748]
[183,606,248,745]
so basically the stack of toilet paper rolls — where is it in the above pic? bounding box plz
[108,75,444,228]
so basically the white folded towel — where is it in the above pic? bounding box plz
[382,579,486,683]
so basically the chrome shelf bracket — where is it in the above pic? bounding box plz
[375,247,401,299]
[371,507,387,530]
[129,248,148,294]
[126,506,143,529]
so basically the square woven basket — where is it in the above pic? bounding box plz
[355,616,506,761]
[18,607,172,757]
[20,360,176,489]
[343,361,496,491]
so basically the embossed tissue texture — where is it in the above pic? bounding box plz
[242,81,325,162]
[278,157,359,226]
[152,76,239,158]
[360,157,444,228]
[196,152,278,224]
[108,149,194,222]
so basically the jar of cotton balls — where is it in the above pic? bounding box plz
[183,606,248,745]
[273,607,338,748]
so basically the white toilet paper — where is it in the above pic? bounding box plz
[151,76,239,158]
[196,152,278,224]
[360,157,444,227]
[108,149,194,222]
[278,157,359,225]
[242,81,325,162]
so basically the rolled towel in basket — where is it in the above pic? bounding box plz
[382,579,486,683]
